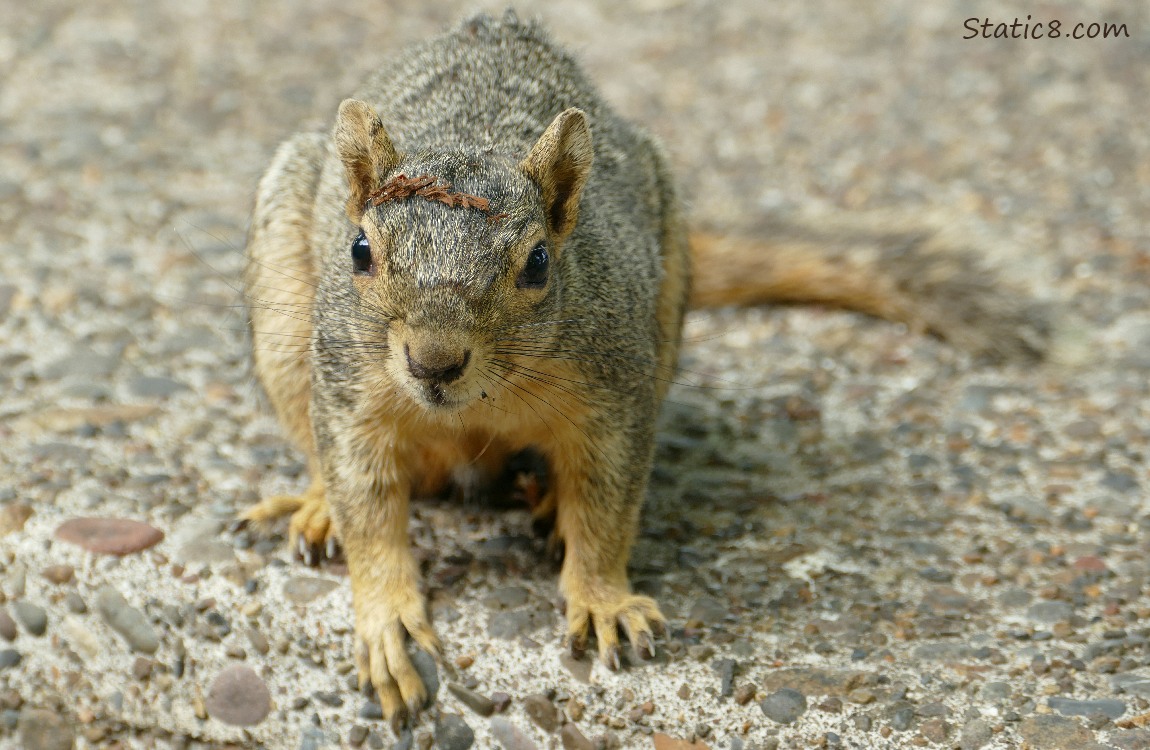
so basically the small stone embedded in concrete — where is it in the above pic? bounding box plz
[891,704,916,731]
[448,683,494,716]
[560,652,592,684]
[358,701,383,721]
[1112,672,1150,698]
[128,375,188,398]
[0,504,33,537]
[246,626,270,655]
[1027,601,1074,625]
[652,734,710,750]
[299,726,325,750]
[760,688,807,724]
[18,707,74,750]
[0,610,16,641]
[205,664,271,726]
[733,684,756,705]
[483,586,529,609]
[348,725,369,748]
[523,693,561,732]
[132,656,154,681]
[411,648,440,702]
[55,517,164,556]
[490,717,539,750]
[560,723,595,750]
[960,719,993,750]
[487,610,539,639]
[0,651,21,670]
[1048,697,1126,719]
[920,718,950,743]
[283,576,339,605]
[12,601,48,636]
[96,587,159,654]
[434,712,474,750]
[41,565,74,585]
[1019,714,1095,749]
[713,658,736,697]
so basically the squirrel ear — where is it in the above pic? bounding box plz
[334,99,401,220]
[520,108,593,241]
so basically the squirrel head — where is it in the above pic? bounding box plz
[331,99,593,411]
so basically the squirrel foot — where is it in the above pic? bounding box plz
[354,587,440,730]
[564,586,666,669]
[238,480,340,566]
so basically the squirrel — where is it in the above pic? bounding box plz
[239,11,1048,727]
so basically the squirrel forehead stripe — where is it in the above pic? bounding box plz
[368,173,508,224]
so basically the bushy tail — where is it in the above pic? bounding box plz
[688,212,1051,361]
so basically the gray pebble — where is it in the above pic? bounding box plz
[490,717,539,750]
[96,586,159,653]
[981,682,1012,701]
[299,726,326,750]
[0,650,21,670]
[412,648,439,702]
[434,713,474,750]
[128,375,188,398]
[358,700,383,720]
[960,719,993,750]
[1027,601,1074,624]
[64,592,87,614]
[284,576,339,605]
[487,610,538,639]
[1049,697,1126,719]
[713,658,736,697]
[891,704,916,731]
[12,601,47,636]
[206,664,272,726]
[760,688,807,724]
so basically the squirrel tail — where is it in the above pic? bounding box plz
[687,213,1051,361]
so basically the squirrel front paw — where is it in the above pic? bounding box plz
[353,588,440,729]
[564,585,667,670]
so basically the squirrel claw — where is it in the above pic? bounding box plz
[605,645,622,671]
[635,632,656,660]
[388,706,411,734]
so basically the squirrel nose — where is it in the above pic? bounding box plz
[404,344,470,384]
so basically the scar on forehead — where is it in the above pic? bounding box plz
[368,174,510,224]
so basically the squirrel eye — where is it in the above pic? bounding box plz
[516,242,549,289]
[351,231,374,275]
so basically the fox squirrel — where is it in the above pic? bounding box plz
[240,11,1048,726]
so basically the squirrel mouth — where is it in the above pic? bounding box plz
[418,381,465,410]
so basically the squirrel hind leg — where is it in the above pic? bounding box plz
[239,478,340,566]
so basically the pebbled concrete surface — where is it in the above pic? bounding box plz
[0,1,1148,748]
